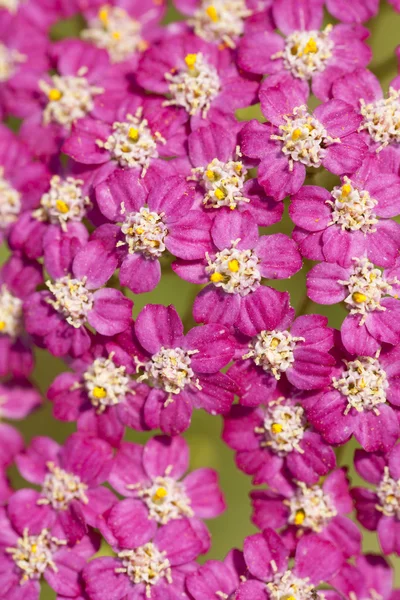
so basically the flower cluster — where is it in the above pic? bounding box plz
[1,0,400,598]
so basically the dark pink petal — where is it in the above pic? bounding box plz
[259,72,309,126]
[7,489,55,536]
[172,259,208,284]
[306,390,355,445]
[119,254,161,294]
[159,392,194,435]
[243,529,288,581]
[72,240,118,289]
[286,431,336,484]
[135,304,183,354]
[155,518,204,565]
[237,287,291,337]
[81,487,117,528]
[57,502,87,545]
[272,0,324,35]
[90,288,132,336]
[143,435,189,480]
[367,173,400,218]
[166,211,212,259]
[256,233,302,279]
[117,388,149,431]
[60,433,113,486]
[211,209,258,251]
[288,348,334,390]
[323,469,353,514]
[183,324,235,373]
[77,409,125,448]
[341,314,381,356]
[321,516,361,559]
[365,298,400,345]
[83,557,131,600]
[96,169,147,221]
[238,31,284,75]
[109,442,148,496]
[294,535,343,583]
[326,0,378,22]
[292,227,325,261]
[148,176,195,220]
[184,469,226,518]
[388,445,400,479]
[62,118,111,164]
[188,123,235,165]
[322,133,367,175]
[250,490,289,530]
[306,262,348,304]
[354,448,386,484]
[314,100,363,138]
[105,499,156,549]
[0,381,41,420]
[45,546,85,597]
[193,286,241,328]
[16,436,60,484]
[243,180,285,227]
[352,487,381,530]
[357,554,394,599]
[354,404,399,452]
[186,557,240,599]
[377,516,400,555]
[258,152,306,202]
[290,314,334,351]
[236,579,268,600]
[239,120,274,160]
[332,68,382,108]
[188,372,236,415]
[222,406,262,451]
[367,220,400,268]
[1,253,42,298]
[322,227,366,268]
[289,186,332,232]
[44,227,88,281]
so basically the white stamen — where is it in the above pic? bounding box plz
[359,87,400,152]
[274,26,333,80]
[267,570,325,600]
[189,0,252,48]
[0,0,19,12]
[119,207,168,258]
[83,355,131,413]
[376,466,400,519]
[243,329,304,379]
[257,398,306,456]
[287,481,337,532]
[0,167,21,230]
[32,176,91,231]
[327,176,378,233]
[135,476,193,524]
[0,42,25,82]
[206,239,261,296]
[0,284,23,338]
[38,462,88,510]
[116,543,172,598]
[46,276,94,328]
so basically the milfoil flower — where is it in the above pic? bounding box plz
[173,210,301,335]
[250,469,361,559]
[24,239,132,357]
[186,548,247,599]
[240,72,367,201]
[186,123,284,225]
[0,506,99,599]
[307,256,400,355]
[109,435,225,530]
[10,433,115,544]
[236,527,343,599]
[352,445,400,555]
[330,554,399,600]
[238,0,371,101]
[136,32,259,130]
[48,336,150,447]
[93,172,212,294]
[83,502,206,599]
[228,313,335,404]
[290,156,400,268]
[112,303,237,435]
[222,390,336,489]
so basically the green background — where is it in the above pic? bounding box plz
[2,1,400,595]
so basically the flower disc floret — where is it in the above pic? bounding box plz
[256,399,306,456]
[267,570,325,600]
[288,482,337,532]
[0,285,23,338]
[32,176,91,231]
[206,240,261,296]
[38,462,88,510]
[0,167,21,229]
[271,105,339,171]
[332,356,388,415]
[119,207,168,258]
[0,42,25,82]
[6,529,66,584]
[98,110,163,173]
[327,177,378,233]
[40,70,104,129]
[189,0,252,48]
[243,329,304,379]
[83,355,130,412]
[46,276,94,328]
[81,5,143,63]
[164,53,221,117]
[116,543,172,593]
[275,27,333,81]
[136,476,193,524]
[359,87,400,151]
[376,467,400,519]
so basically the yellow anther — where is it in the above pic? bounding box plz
[291,128,302,141]
[270,337,280,349]
[0,321,5,331]
[128,127,139,141]
[210,272,224,283]
[352,292,367,304]
[48,88,62,102]
[121,144,131,153]
[214,188,225,200]
[234,163,242,173]
[206,5,219,21]
[304,37,318,54]
[206,169,215,180]
[31,544,38,554]
[228,259,239,272]
[55,200,69,214]
[185,53,198,69]
[294,509,306,526]
[135,227,145,235]
[359,378,366,389]
[341,183,352,197]
[93,386,107,399]
[283,595,297,600]
[112,31,121,40]
[99,7,109,24]
[153,487,167,500]
[271,423,283,434]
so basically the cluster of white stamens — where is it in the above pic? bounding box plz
[255,399,306,456]
[287,481,337,532]
[116,543,172,597]
[332,355,388,415]
[6,529,67,584]
[37,462,88,510]
[243,329,304,379]
[189,0,251,48]
[359,87,400,151]
[164,53,221,118]
[46,276,94,328]
[131,476,193,524]
[0,42,25,82]
[32,176,91,231]
[118,206,168,258]
[271,105,339,171]
[82,355,131,412]
[40,69,103,128]
[81,5,145,63]
[339,258,397,325]
[376,467,400,519]
[0,0,19,12]
[0,285,23,338]
[0,167,21,230]
[190,148,250,210]
[137,347,201,405]
[274,27,333,80]
[206,239,261,296]
[97,109,163,174]
[327,177,378,233]
[267,569,325,600]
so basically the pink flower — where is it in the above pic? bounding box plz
[186,548,247,599]
[331,553,399,600]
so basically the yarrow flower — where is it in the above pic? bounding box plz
[330,553,399,600]
[186,548,247,599]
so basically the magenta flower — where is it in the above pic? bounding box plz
[83,502,206,600]
[240,72,367,201]
[187,123,284,226]
[109,435,225,529]
[113,303,237,435]
[48,336,150,447]
[290,157,400,268]
[304,344,400,452]
[236,527,343,599]
[186,548,247,599]
[352,446,400,555]
[325,0,379,23]
[136,32,259,130]
[238,0,371,101]
[24,238,132,357]
[0,505,100,600]
[228,313,335,404]
[10,433,115,544]
[251,469,361,559]
[222,391,336,489]
[307,257,400,356]
[331,554,400,600]
[0,379,41,425]
[173,210,301,335]
[93,172,212,294]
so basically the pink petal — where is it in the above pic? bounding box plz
[259,72,309,126]
[243,529,288,581]
[90,288,133,336]
[119,254,161,294]
[143,435,189,480]
[134,304,184,354]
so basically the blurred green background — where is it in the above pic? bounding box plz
[2,1,400,596]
